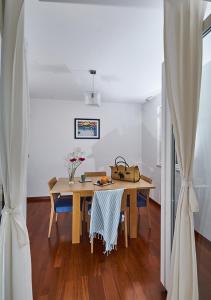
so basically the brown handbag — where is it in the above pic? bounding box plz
[110,156,141,182]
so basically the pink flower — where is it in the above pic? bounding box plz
[70,158,77,162]
[79,157,85,162]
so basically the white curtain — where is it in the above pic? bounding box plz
[0,1,33,299]
[164,1,204,300]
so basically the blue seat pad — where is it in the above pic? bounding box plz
[137,193,147,207]
[127,193,147,208]
[55,195,83,213]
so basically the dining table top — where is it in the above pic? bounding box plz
[50,177,155,194]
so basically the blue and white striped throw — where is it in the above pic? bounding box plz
[89,188,124,254]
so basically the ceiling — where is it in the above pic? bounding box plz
[26,0,164,103]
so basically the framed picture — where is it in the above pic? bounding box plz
[74,118,100,139]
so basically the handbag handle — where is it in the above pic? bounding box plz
[115,156,129,169]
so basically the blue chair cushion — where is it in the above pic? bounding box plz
[126,193,147,208]
[137,193,147,208]
[54,195,83,213]
[55,196,72,213]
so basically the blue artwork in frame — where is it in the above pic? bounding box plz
[74,118,100,139]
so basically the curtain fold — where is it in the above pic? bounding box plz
[0,0,33,299]
[164,0,204,300]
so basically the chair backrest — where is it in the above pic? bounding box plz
[48,177,57,192]
[48,177,59,206]
[140,174,152,184]
[85,171,106,177]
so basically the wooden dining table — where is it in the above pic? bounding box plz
[50,177,155,244]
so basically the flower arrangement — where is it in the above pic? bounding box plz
[65,151,86,184]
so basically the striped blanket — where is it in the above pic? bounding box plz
[89,189,124,254]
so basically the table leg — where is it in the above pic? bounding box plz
[129,189,137,238]
[72,192,81,244]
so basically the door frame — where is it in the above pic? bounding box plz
[160,64,172,289]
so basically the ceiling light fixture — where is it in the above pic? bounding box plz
[85,69,101,106]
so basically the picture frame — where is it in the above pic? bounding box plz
[74,118,100,139]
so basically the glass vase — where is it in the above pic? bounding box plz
[68,168,76,184]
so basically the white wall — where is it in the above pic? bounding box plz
[27,99,142,197]
[141,94,161,203]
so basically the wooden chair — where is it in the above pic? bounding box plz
[90,190,128,254]
[48,177,82,238]
[127,174,152,229]
[84,171,106,228]
[137,175,152,228]
[84,171,106,177]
